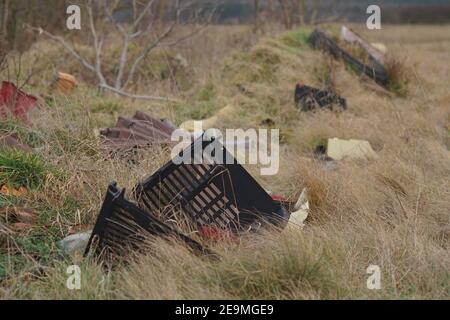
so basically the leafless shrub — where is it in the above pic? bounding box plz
[29,0,216,101]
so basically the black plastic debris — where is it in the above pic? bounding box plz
[295,84,347,112]
[84,182,214,258]
[308,29,388,86]
[100,111,176,154]
[133,136,290,233]
[340,26,386,65]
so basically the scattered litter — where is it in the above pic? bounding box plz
[189,128,260,167]
[84,182,214,258]
[0,185,28,197]
[289,188,309,228]
[340,26,386,65]
[222,138,258,165]
[133,135,290,233]
[180,104,236,132]
[58,231,92,256]
[308,29,388,86]
[0,134,32,153]
[270,194,288,203]
[371,43,388,55]
[295,83,347,112]
[199,225,236,242]
[327,138,378,161]
[52,72,77,95]
[100,111,176,153]
[0,81,38,123]
[270,195,295,215]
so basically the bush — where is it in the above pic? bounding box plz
[281,29,311,48]
[0,149,50,189]
[385,57,410,96]
[90,100,122,114]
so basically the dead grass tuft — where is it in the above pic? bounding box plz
[0,24,449,300]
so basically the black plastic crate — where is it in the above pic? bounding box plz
[295,83,347,112]
[308,29,388,86]
[84,182,213,257]
[133,136,290,233]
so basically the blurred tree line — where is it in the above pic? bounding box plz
[0,0,179,52]
[0,0,74,51]
[1,0,449,53]
[0,0,215,52]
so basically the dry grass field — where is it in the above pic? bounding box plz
[0,23,449,299]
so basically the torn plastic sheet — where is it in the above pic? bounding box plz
[289,188,309,228]
[327,138,378,161]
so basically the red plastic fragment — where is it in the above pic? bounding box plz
[271,194,295,212]
[271,195,286,202]
[0,81,37,123]
[199,225,236,242]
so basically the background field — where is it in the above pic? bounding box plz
[0,21,449,299]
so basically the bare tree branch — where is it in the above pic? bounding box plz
[27,25,96,73]
[162,10,215,47]
[99,83,178,102]
[124,2,216,87]
[132,0,156,31]
[87,1,107,86]
[115,33,130,89]
[113,0,156,89]
[27,0,216,102]
[123,20,177,87]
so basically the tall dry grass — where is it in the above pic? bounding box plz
[0,24,449,299]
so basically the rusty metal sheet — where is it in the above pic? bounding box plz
[115,117,172,141]
[101,127,153,141]
[132,111,176,135]
[100,111,176,153]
